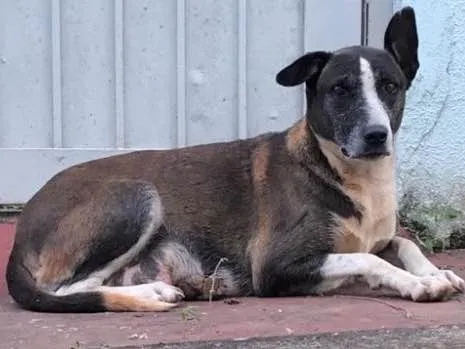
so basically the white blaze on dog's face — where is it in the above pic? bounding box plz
[359,57,390,131]
[348,56,394,158]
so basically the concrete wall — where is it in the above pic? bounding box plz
[394,1,465,245]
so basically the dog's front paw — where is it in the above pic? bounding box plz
[431,269,465,293]
[408,273,462,302]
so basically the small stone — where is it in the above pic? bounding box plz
[224,298,240,305]
[28,319,42,324]
[128,332,148,340]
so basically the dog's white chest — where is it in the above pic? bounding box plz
[333,159,397,254]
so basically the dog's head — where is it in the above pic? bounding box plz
[277,7,419,160]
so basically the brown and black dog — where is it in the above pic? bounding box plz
[6,7,464,313]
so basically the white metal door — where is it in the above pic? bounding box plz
[0,0,392,204]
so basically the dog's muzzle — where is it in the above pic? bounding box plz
[341,125,391,160]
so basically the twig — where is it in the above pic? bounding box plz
[208,257,228,303]
[413,232,428,249]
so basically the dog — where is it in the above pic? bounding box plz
[6,6,465,313]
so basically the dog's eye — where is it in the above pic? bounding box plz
[331,84,349,96]
[383,82,399,94]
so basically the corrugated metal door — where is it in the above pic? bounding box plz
[0,0,392,204]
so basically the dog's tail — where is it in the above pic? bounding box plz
[6,251,176,313]
[6,250,107,313]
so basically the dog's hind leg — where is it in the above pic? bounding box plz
[51,181,186,311]
[9,180,181,312]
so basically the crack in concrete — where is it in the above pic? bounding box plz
[402,37,456,166]
[404,88,450,163]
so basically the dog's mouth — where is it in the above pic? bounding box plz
[341,147,391,160]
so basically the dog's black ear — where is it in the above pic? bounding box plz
[384,6,419,87]
[276,51,331,87]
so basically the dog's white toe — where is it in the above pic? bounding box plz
[150,281,185,303]
[409,274,460,302]
[431,269,465,293]
[109,281,185,304]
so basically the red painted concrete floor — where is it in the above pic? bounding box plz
[1,220,465,349]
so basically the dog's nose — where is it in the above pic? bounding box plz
[363,125,388,145]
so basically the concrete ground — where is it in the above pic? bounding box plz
[135,325,465,349]
[1,219,465,349]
